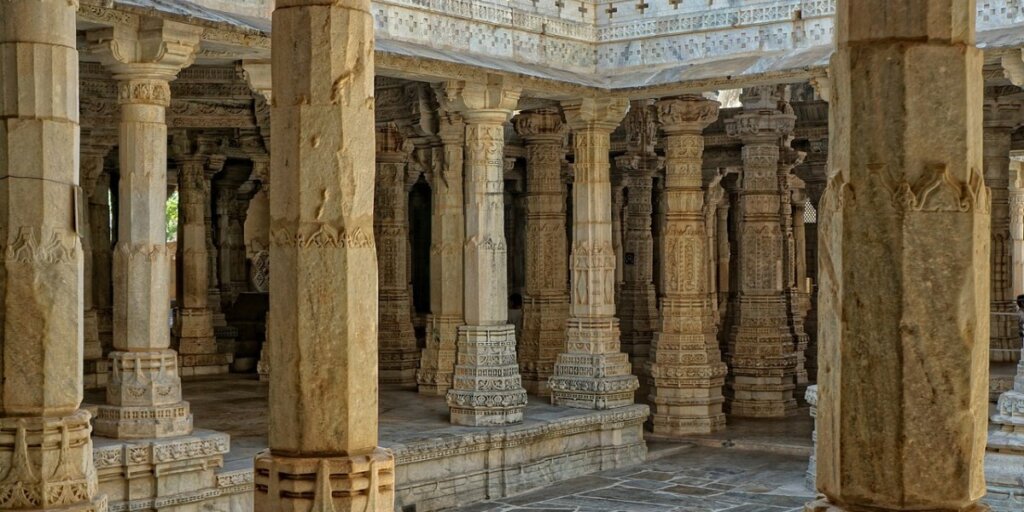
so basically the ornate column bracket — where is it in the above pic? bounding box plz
[644,95,728,436]
[513,108,570,397]
[549,96,640,410]
[86,17,201,440]
[722,85,800,419]
[442,79,529,426]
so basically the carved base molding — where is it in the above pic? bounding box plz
[447,324,528,426]
[95,350,192,439]
[93,430,239,512]
[253,448,395,512]
[519,299,569,397]
[417,315,462,396]
[0,411,106,512]
[550,318,638,410]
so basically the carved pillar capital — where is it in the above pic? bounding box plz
[513,108,566,144]
[86,18,201,86]
[656,95,720,135]
[561,96,629,133]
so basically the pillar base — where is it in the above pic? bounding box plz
[726,375,798,418]
[0,411,107,512]
[550,318,638,410]
[647,375,728,435]
[254,448,395,512]
[520,300,569,398]
[94,350,193,439]
[417,314,460,396]
[447,324,528,426]
[804,497,989,512]
[990,388,1024,452]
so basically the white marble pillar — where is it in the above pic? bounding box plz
[513,108,570,396]
[645,95,727,436]
[444,80,528,426]
[418,97,465,396]
[88,20,201,439]
[808,1,989,509]
[724,86,799,418]
[375,125,419,387]
[0,2,106,510]
[550,97,639,410]
[255,0,395,509]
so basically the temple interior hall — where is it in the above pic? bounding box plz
[2,0,1024,511]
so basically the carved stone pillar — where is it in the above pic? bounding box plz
[645,95,727,435]
[513,108,570,396]
[172,136,228,376]
[216,187,237,306]
[778,145,810,401]
[715,184,731,325]
[807,1,989,509]
[92,170,115,351]
[444,80,528,426]
[88,20,201,439]
[0,2,106,510]
[249,156,271,382]
[256,1,395,509]
[789,177,812,400]
[206,175,225,327]
[985,93,1024,364]
[81,145,109,365]
[724,86,798,418]
[550,97,639,410]
[227,196,249,297]
[616,101,661,404]
[375,125,419,387]
[418,99,464,396]
[611,174,625,303]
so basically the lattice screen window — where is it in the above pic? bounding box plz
[804,197,817,224]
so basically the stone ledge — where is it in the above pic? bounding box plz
[92,429,230,468]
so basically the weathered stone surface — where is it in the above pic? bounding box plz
[811,0,990,510]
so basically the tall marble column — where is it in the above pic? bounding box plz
[778,144,811,400]
[255,0,395,509]
[807,1,989,509]
[616,100,662,403]
[375,125,419,387]
[81,145,109,366]
[0,2,106,510]
[513,108,570,396]
[984,93,1024,364]
[88,20,200,439]
[172,136,227,376]
[418,98,465,396]
[724,86,799,418]
[645,95,727,436]
[550,97,639,410]
[444,80,528,426]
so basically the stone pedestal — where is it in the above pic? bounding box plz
[645,95,728,436]
[807,1,990,510]
[805,385,818,491]
[375,125,420,387]
[444,80,528,426]
[724,86,799,419]
[513,108,570,397]
[87,19,202,440]
[550,97,639,410]
[418,101,465,396]
[256,1,395,509]
[0,2,106,510]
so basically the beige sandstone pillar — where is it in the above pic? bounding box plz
[984,94,1024,364]
[91,171,115,351]
[255,0,395,509]
[215,187,237,306]
[645,95,727,436]
[88,19,200,439]
[417,98,465,396]
[616,100,662,403]
[550,97,639,410]
[249,156,272,382]
[788,177,813,401]
[375,125,419,387]
[513,108,570,396]
[172,136,226,376]
[724,86,799,418]
[808,0,989,509]
[611,174,625,302]
[0,1,106,510]
[778,145,811,400]
[81,145,109,366]
[444,79,528,426]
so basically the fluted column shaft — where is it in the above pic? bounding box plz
[444,81,528,426]
[724,86,799,418]
[255,1,395,509]
[550,97,639,410]
[418,109,465,396]
[808,1,989,509]
[375,127,419,387]
[0,2,106,509]
[514,109,569,397]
